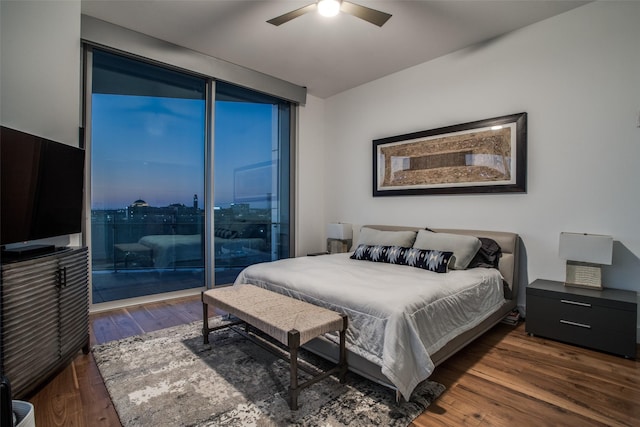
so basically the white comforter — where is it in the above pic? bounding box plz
[234,253,505,400]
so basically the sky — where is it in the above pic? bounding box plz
[91,94,274,210]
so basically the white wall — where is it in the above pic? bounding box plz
[296,95,327,256]
[317,2,640,336]
[1,0,82,248]
[1,0,81,145]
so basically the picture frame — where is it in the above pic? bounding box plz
[373,112,527,196]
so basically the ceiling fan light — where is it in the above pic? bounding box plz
[318,0,341,17]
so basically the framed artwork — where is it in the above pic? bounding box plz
[373,112,527,196]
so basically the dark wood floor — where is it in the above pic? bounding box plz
[28,296,639,426]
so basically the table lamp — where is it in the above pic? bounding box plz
[326,223,353,254]
[559,232,613,289]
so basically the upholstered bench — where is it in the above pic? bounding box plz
[201,284,348,410]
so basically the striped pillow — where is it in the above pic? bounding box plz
[350,244,453,273]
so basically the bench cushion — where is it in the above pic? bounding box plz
[202,284,345,346]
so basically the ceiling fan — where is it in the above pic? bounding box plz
[267,0,392,27]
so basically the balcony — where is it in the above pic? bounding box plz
[91,214,277,304]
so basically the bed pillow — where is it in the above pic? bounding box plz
[467,237,502,269]
[350,244,453,273]
[355,227,417,248]
[412,230,481,270]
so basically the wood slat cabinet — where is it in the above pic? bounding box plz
[526,279,637,359]
[1,247,90,398]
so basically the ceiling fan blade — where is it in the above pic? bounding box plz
[341,1,392,27]
[267,3,317,26]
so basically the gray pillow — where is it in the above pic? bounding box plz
[355,227,417,248]
[413,230,481,270]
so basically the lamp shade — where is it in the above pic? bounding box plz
[327,223,353,240]
[559,232,613,265]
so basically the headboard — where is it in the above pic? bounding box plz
[363,225,521,300]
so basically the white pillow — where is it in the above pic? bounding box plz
[355,227,417,248]
[412,229,481,270]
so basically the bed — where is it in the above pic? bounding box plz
[233,225,520,400]
[137,234,204,269]
[137,233,267,268]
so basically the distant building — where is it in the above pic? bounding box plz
[131,199,149,207]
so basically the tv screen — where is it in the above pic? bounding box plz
[1,126,85,246]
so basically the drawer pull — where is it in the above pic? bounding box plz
[560,319,591,329]
[560,299,591,307]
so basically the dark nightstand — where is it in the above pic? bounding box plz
[526,279,637,359]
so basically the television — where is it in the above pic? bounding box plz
[1,126,85,247]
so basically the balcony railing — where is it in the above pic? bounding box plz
[91,217,281,273]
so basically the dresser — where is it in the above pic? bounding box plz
[1,247,90,398]
[526,279,637,359]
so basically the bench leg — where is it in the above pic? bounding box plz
[339,314,348,383]
[202,293,210,345]
[288,329,301,410]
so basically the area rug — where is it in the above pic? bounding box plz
[93,317,445,426]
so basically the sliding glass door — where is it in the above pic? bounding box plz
[89,49,206,303]
[87,48,293,305]
[213,82,291,285]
